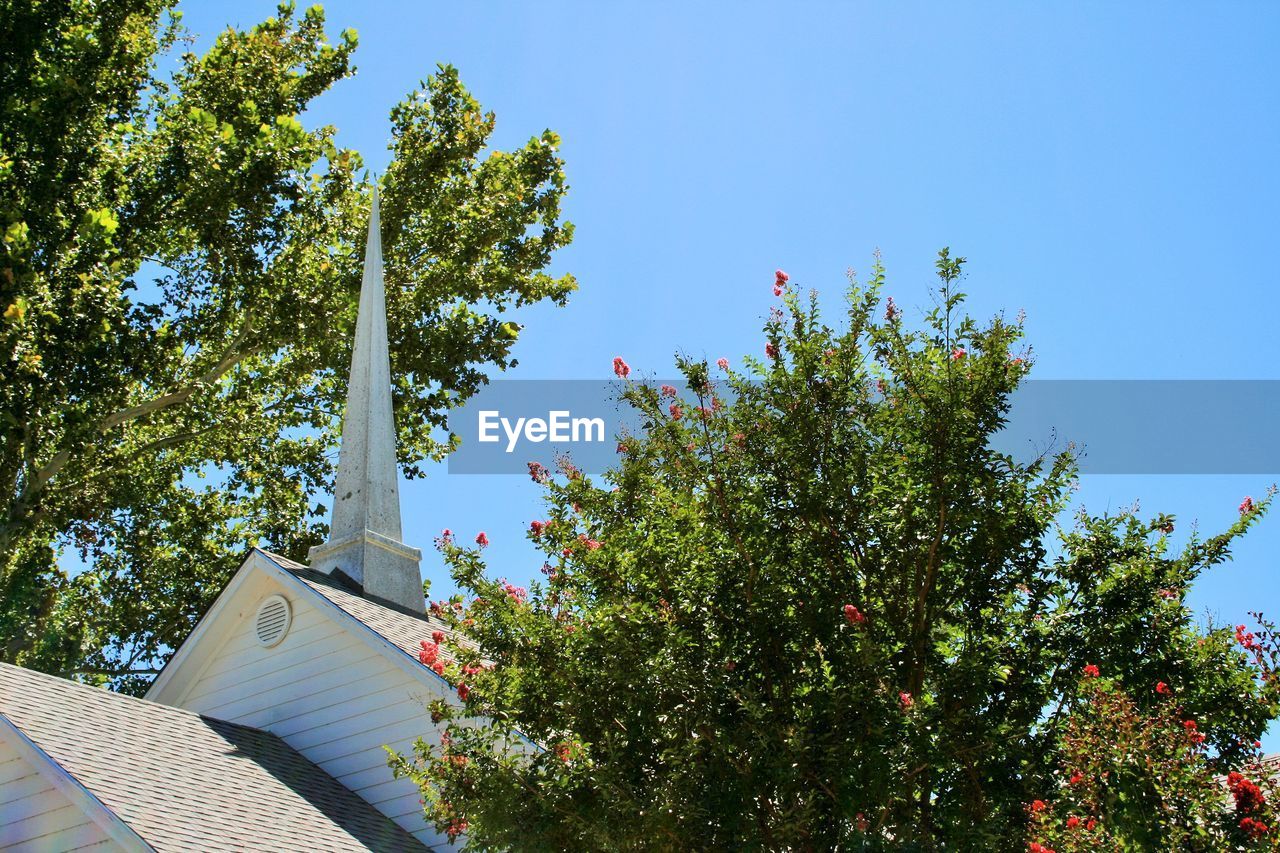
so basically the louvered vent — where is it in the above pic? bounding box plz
[254,594,292,648]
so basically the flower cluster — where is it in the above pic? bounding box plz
[884,295,901,321]
[842,603,865,625]
[1229,771,1270,838]
[773,269,789,296]
[613,356,630,379]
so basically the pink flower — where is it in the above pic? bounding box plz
[530,520,547,537]
[475,531,489,548]
[1082,664,1100,678]
[899,691,913,710]
[717,357,729,371]
[432,661,445,675]
[951,347,966,361]
[1240,496,1256,515]
[885,296,900,321]
[842,604,865,625]
[669,403,683,420]
[432,630,446,644]
[613,356,630,379]
[418,642,439,665]
[660,384,677,397]
[775,269,789,285]
[528,461,549,483]
[765,342,778,360]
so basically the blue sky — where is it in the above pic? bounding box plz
[183,1,1279,735]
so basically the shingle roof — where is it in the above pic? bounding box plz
[0,663,431,852]
[260,550,474,661]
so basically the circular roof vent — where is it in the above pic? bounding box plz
[254,594,292,648]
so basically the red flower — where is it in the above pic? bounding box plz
[669,403,683,420]
[475,531,489,548]
[1237,624,1262,652]
[842,604,866,625]
[554,742,572,763]
[418,642,439,666]
[432,661,445,676]
[432,630,446,644]
[613,356,631,379]
[1066,816,1080,830]
[457,683,470,701]
[1229,771,1267,813]
[1068,771,1084,786]
[1082,664,1100,678]
[1029,799,1048,813]
[855,812,869,832]
[1240,496,1256,515]
[1155,681,1170,695]
[951,347,967,361]
[1085,818,1097,831]
[775,269,789,285]
[660,384,677,397]
[530,520,547,537]
[528,461,550,483]
[899,691,913,710]
[765,342,778,360]
[1240,816,1270,838]
[717,357,730,371]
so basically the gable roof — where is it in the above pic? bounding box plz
[260,551,464,661]
[0,663,431,852]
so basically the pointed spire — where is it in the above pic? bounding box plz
[308,188,424,613]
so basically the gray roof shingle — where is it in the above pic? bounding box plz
[260,550,475,662]
[0,663,432,852]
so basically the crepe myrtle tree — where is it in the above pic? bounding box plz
[1030,640,1280,853]
[0,0,574,692]
[392,253,1276,850]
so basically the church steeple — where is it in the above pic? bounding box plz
[308,188,424,613]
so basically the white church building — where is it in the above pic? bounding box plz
[1,196,465,850]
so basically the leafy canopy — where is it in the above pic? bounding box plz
[396,254,1275,850]
[0,0,574,692]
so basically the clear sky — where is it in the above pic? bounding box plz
[181,1,1280,738]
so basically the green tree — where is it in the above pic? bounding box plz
[395,254,1275,850]
[0,0,574,692]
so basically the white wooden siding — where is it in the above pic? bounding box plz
[172,584,451,849]
[0,733,116,851]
